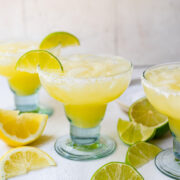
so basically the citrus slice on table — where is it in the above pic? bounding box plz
[126,142,161,168]
[0,146,56,179]
[39,31,80,49]
[129,97,169,137]
[91,162,144,180]
[0,109,48,146]
[16,50,63,73]
[117,118,155,145]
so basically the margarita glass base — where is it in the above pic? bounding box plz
[155,148,180,179]
[155,134,180,179]
[54,124,116,161]
[13,92,53,116]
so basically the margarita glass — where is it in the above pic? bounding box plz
[0,42,59,115]
[38,54,132,160]
[142,62,180,179]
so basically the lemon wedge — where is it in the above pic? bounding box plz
[0,109,48,146]
[0,146,55,179]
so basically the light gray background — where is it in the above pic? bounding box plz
[0,0,180,65]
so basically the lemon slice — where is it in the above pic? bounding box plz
[126,142,161,168]
[0,146,56,179]
[39,32,80,49]
[129,97,169,137]
[0,109,48,146]
[91,162,144,180]
[117,118,155,145]
[16,50,63,73]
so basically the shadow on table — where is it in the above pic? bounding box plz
[29,135,55,147]
[149,131,172,148]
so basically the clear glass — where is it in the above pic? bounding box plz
[142,62,180,179]
[12,89,53,115]
[0,41,61,115]
[38,54,132,161]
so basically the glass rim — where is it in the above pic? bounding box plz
[0,41,61,59]
[142,61,180,96]
[38,54,133,81]
[0,41,38,57]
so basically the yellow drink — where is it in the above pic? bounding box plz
[0,42,40,95]
[142,63,180,138]
[39,54,132,128]
[8,71,40,95]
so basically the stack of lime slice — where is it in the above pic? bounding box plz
[117,97,169,145]
[129,97,169,138]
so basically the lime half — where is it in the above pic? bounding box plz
[129,97,169,137]
[91,162,143,180]
[39,32,80,49]
[126,142,161,168]
[16,50,63,73]
[117,118,155,145]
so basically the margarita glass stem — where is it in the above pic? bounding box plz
[70,124,100,145]
[66,104,105,145]
[10,85,53,115]
[14,91,39,112]
[169,117,180,160]
[173,133,180,160]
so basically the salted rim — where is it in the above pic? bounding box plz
[0,41,39,56]
[142,62,180,97]
[38,54,133,82]
[0,41,61,68]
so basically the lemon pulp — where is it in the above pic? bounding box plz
[0,109,47,146]
[0,147,55,179]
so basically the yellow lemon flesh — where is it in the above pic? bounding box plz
[0,109,48,146]
[0,146,56,179]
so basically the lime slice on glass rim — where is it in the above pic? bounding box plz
[129,97,169,138]
[126,142,161,168]
[117,118,155,145]
[15,50,63,73]
[39,31,80,49]
[91,162,144,180]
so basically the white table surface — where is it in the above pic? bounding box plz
[0,68,173,180]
